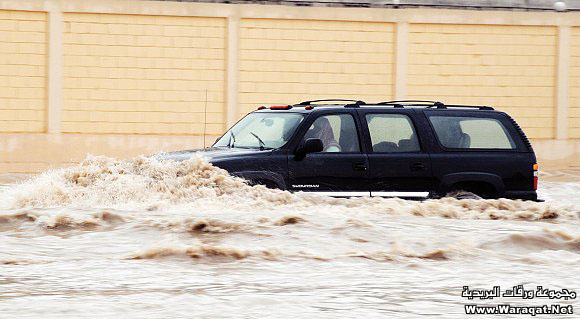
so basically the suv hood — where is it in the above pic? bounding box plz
[156,147,274,162]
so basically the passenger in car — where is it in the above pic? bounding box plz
[458,133,471,148]
[398,134,420,152]
[373,141,399,152]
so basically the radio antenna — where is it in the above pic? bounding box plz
[203,89,208,148]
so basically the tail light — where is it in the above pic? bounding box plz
[533,163,539,190]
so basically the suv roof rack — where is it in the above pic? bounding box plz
[377,100,442,106]
[270,99,494,111]
[297,99,366,106]
[375,100,494,110]
[426,104,494,110]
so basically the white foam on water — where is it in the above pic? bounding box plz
[0,155,577,222]
[0,156,578,318]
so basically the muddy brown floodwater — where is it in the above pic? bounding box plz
[0,156,578,318]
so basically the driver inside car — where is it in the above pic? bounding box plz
[305,117,341,152]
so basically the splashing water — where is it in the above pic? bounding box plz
[0,156,578,318]
[2,155,577,220]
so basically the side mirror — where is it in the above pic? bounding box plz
[295,138,323,160]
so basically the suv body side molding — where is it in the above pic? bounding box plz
[371,191,429,198]
[302,191,371,197]
[298,191,430,198]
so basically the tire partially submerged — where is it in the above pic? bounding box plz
[446,190,483,200]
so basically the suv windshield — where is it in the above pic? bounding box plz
[214,112,305,149]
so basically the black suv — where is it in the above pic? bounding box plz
[164,100,539,201]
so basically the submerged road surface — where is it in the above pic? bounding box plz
[0,157,578,318]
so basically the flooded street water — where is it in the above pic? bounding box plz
[0,157,578,318]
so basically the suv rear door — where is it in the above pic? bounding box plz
[358,109,434,197]
[287,110,369,196]
[423,110,536,199]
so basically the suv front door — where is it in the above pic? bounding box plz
[287,111,369,196]
[359,109,434,197]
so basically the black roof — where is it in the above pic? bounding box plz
[255,99,496,113]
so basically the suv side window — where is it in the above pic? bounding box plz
[303,114,360,153]
[429,116,515,149]
[366,114,420,153]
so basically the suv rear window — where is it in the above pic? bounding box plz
[429,116,515,149]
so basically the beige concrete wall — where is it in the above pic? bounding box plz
[0,133,213,173]
[0,10,46,133]
[571,27,580,138]
[62,13,226,135]
[0,0,579,173]
[408,24,557,139]
[239,19,394,115]
[532,139,580,168]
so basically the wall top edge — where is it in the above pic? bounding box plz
[150,0,580,12]
[0,0,579,26]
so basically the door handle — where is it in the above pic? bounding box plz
[410,162,425,171]
[352,163,367,171]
